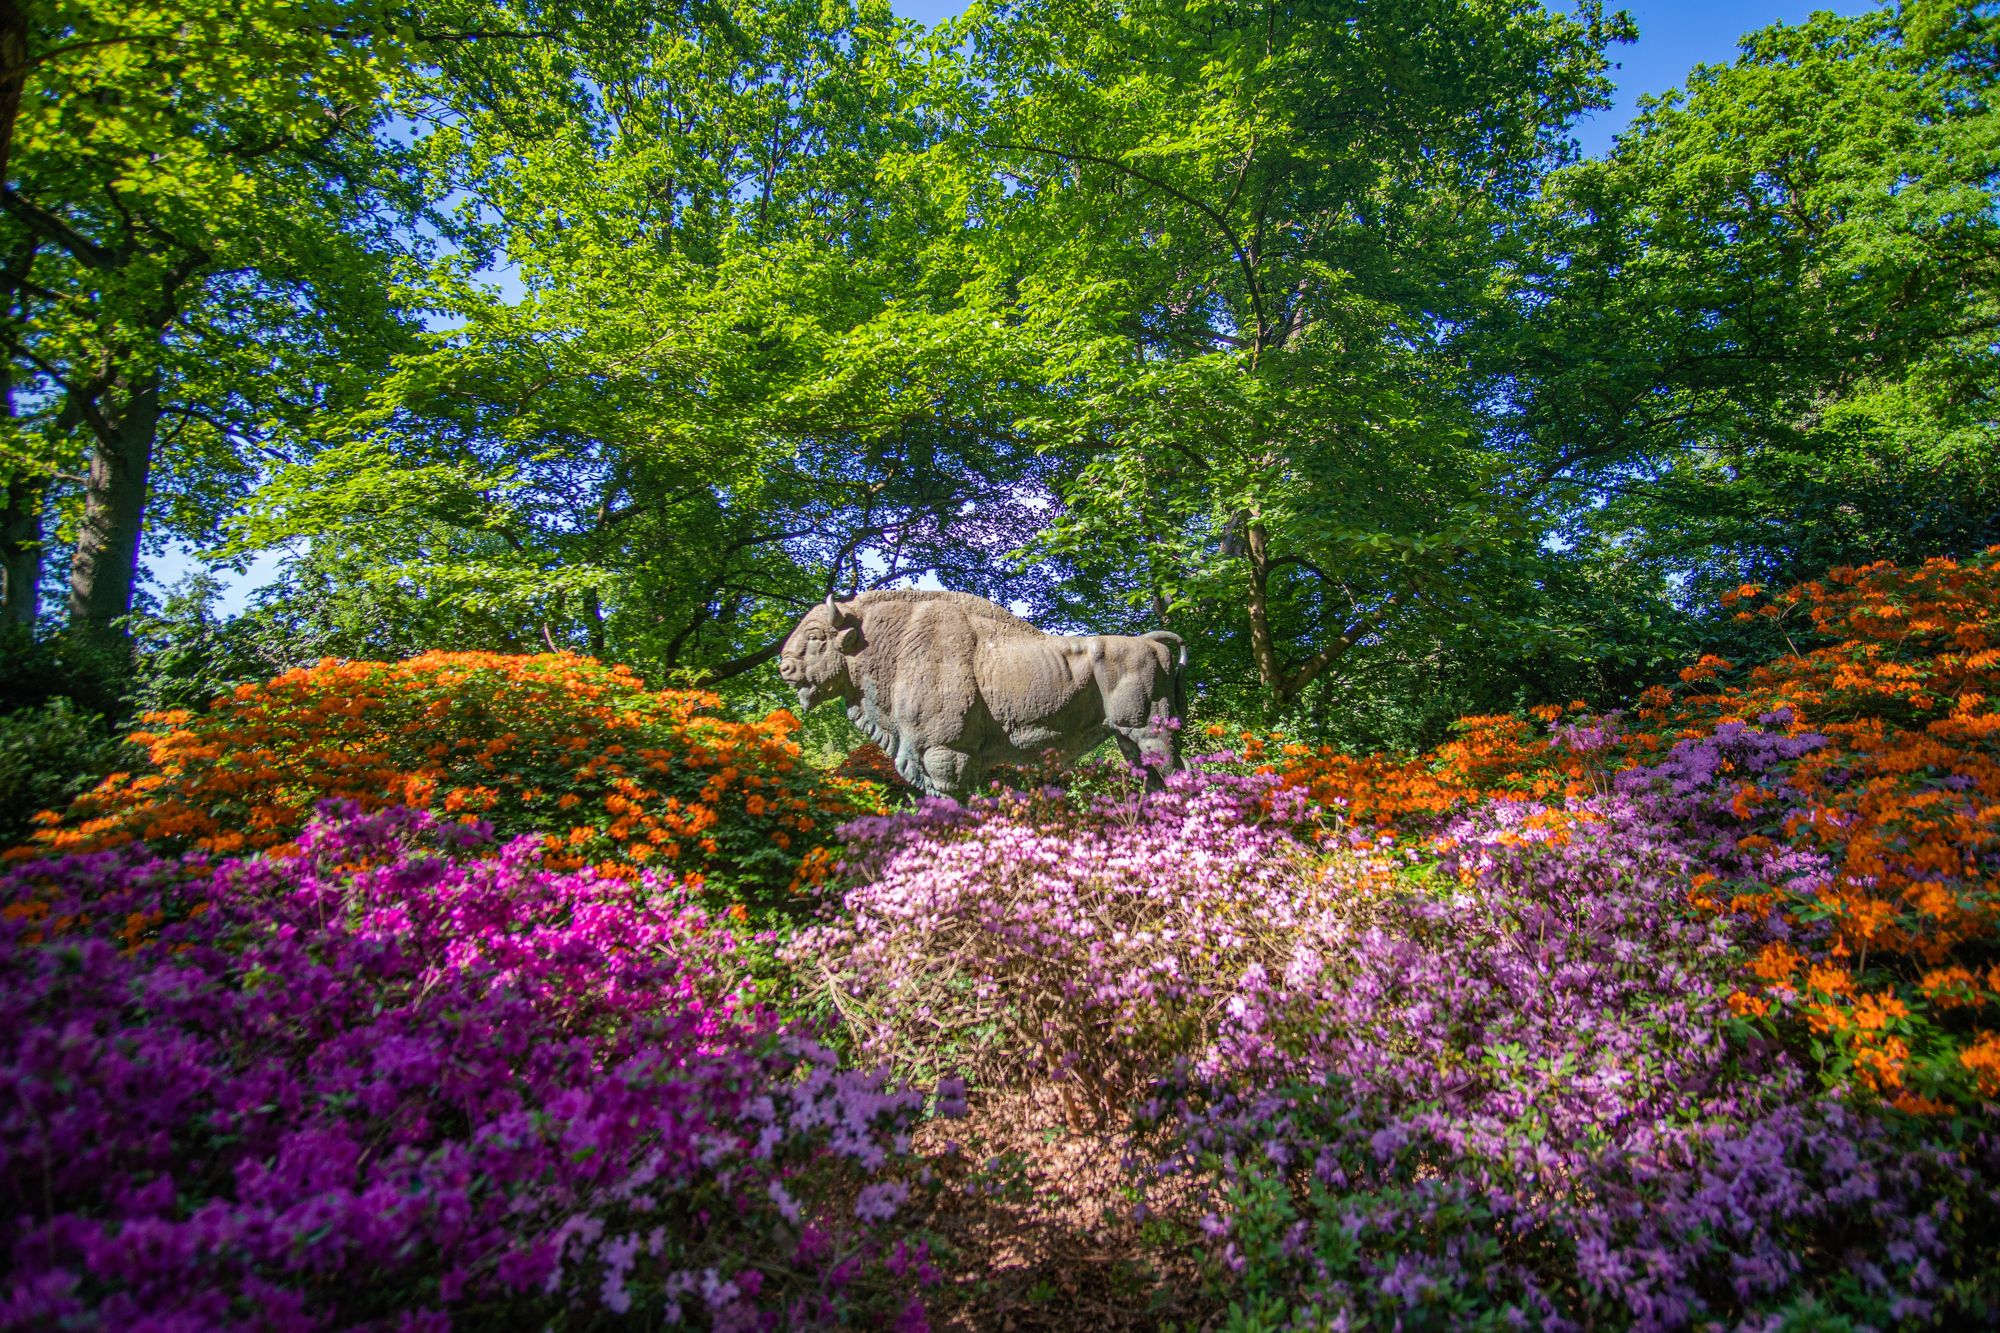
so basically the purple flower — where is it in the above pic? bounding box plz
[0,806,932,1329]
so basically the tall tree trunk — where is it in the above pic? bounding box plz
[1,470,38,625]
[0,350,40,625]
[0,0,26,188]
[1243,518,1410,707]
[1244,519,1287,698]
[67,366,158,642]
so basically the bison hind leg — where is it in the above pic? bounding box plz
[1111,723,1179,789]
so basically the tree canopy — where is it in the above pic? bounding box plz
[2,0,1993,748]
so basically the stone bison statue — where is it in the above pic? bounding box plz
[777,590,1187,798]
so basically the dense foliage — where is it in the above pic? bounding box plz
[1524,4,2000,612]
[3,0,1998,1325]
[1273,548,2000,1105]
[4,1,1991,749]
[19,651,879,900]
[0,805,939,1329]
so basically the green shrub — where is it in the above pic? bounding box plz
[0,698,133,849]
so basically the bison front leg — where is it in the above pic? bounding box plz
[919,745,977,799]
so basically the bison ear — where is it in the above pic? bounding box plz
[837,624,863,654]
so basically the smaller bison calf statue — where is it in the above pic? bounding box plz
[777,590,1186,798]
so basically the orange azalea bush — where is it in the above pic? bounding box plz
[833,742,913,791]
[1258,549,2000,1109]
[1234,710,1581,830]
[1655,555,2000,1106]
[17,652,881,901]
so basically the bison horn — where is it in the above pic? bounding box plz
[826,593,861,629]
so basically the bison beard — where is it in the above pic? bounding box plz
[776,590,1186,798]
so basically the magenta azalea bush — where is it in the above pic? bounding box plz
[805,745,2000,1329]
[0,806,940,1331]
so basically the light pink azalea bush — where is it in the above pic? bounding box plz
[786,772,1349,1119]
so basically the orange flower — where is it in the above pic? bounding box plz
[1919,966,1983,1008]
[1961,1031,2000,1095]
[1751,943,1804,984]
[1850,992,1909,1031]
[1727,991,1770,1018]
[1852,1036,1909,1092]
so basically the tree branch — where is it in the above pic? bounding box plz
[0,189,121,269]
[986,139,1271,361]
[1275,590,1408,698]
[691,631,789,685]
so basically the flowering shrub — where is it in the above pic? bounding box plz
[1245,710,1562,829]
[1153,783,1999,1330]
[0,806,940,1330]
[18,652,880,900]
[1263,549,2000,1108]
[1657,558,2000,1106]
[832,742,912,793]
[787,774,1335,1121]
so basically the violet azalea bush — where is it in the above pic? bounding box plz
[803,744,2000,1328]
[0,805,940,1331]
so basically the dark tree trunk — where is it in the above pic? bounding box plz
[0,347,41,625]
[1,224,38,625]
[0,0,26,187]
[1,469,39,626]
[67,367,158,641]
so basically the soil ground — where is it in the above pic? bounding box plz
[915,1083,1219,1331]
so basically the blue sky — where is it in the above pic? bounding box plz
[1558,0,1880,156]
[154,0,1880,612]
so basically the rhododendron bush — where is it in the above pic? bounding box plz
[19,652,881,900]
[1152,779,1999,1329]
[1269,550,2000,1109]
[789,774,1342,1120]
[808,759,2000,1326]
[0,807,937,1330]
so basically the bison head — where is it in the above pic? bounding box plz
[776,596,864,710]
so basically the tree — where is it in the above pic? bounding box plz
[1510,0,1999,610]
[230,0,1054,686]
[0,0,443,642]
[936,0,1631,714]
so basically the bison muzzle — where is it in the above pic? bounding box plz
[777,590,1186,798]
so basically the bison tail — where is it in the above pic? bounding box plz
[1144,629,1187,668]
